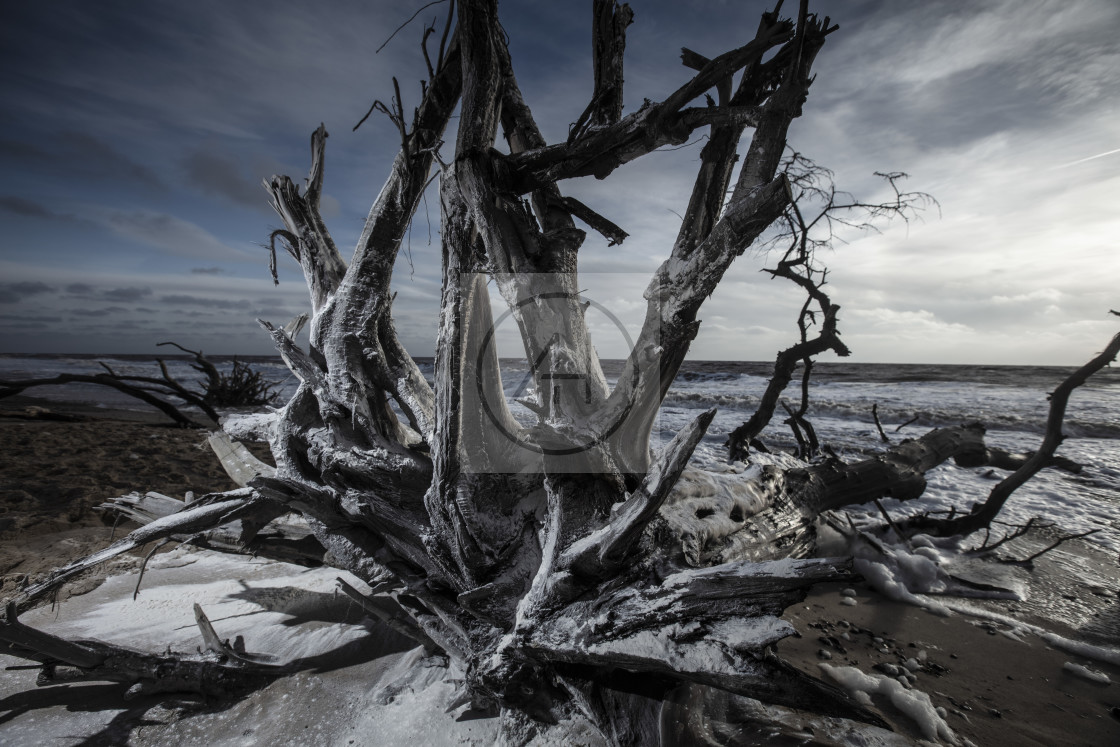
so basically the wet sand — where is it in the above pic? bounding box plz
[778,579,1120,745]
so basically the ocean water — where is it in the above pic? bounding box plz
[2,353,1118,551]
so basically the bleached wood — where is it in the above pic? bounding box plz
[208,431,276,486]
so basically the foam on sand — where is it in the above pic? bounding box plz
[818,663,964,745]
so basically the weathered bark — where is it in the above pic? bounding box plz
[569,0,634,141]
[101,489,325,568]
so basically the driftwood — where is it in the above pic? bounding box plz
[4,2,1116,744]
[2,599,299,698]
[0,372,212,426]
[902,330,1120,538]
[99,490,325,571]
[157,339,291,407]
[0,337,293,426]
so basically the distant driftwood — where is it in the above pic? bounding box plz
[0,325,303,426]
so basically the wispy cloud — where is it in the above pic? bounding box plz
[161,294,252,310]
[100,210,250,260]
[102,287,152,302]
[1056,147,1120,168]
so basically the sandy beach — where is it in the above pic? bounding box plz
[0,396,272,600]
[2,397,1119,745]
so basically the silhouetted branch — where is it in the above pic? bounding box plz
[903,329,1120,537]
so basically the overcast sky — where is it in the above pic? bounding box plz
[1,0,1117,365]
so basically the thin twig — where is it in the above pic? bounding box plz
[656,135,708,152]
[108,512,123,543]
[894,415,919,433]
[133,538,172,600]
[871,404,890,443]
[353,100,381,132]
[376,0,448,55]
[1017,528,1100,564]
[422,19,437,81]
[973,516,1038,553]
[872,499,909,546]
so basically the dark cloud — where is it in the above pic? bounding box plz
[0,312,62,323]
[0,320,50,329]
[190,267,225,275]
[0,133,165,191]
[0,281,55,303]
[65,283,95,295]
[103,287,153,302]
[161,294,251,310]
[0,195,91,225]
[7,281,53,295]
[0,196,52,218]
[0,139,51,161]
[57,132,165,191]
[182,149,264,209]
[83,306,130,317]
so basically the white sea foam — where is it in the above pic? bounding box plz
[818,663,963,745]
[1062,661,1112,685]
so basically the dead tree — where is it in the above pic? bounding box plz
[3,2,1111,744]
[727,153,936,460]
